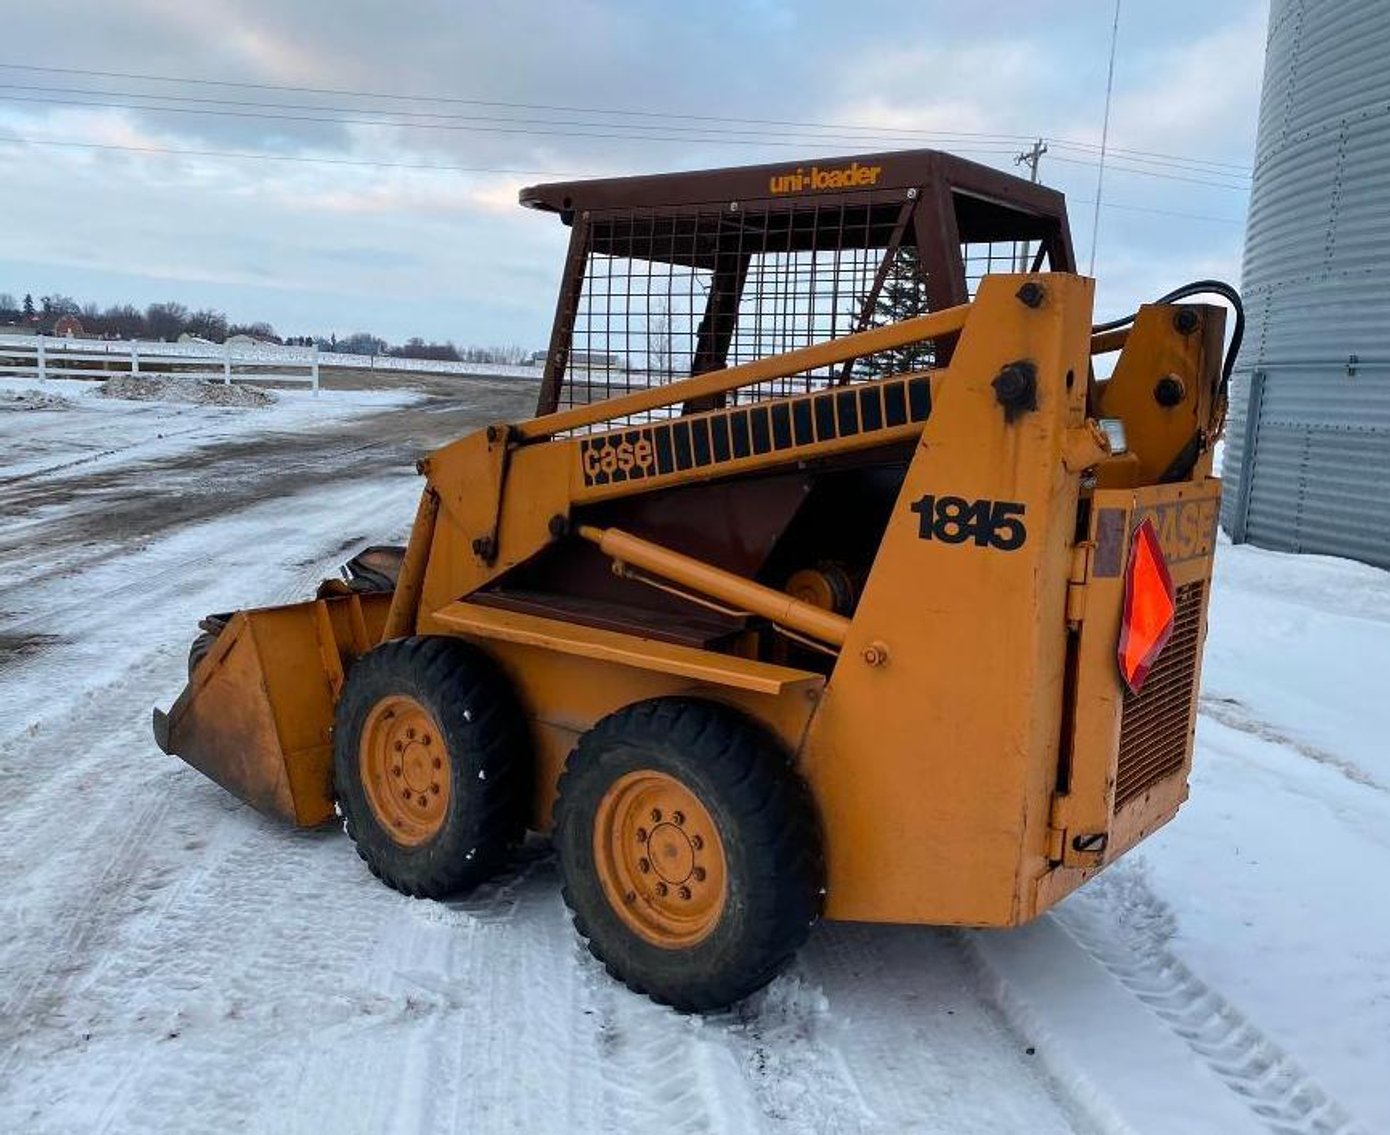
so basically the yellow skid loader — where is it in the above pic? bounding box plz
[154,150,1238,1011]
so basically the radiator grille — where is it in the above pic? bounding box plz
[1114,581,1206,808]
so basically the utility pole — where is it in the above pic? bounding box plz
[1013,139,1047,270]
[1015,138,1047,183]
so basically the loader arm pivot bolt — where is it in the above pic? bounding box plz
[1173,308,1200,335]
[1154,375,1186,407]
[992,361,1039,422]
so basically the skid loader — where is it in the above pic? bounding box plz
[154,150,1239,1011]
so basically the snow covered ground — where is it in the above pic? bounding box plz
[1,375,1385,1134]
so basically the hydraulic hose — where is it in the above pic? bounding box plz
[1092,280,1245,483]
[1092,279,1245,410]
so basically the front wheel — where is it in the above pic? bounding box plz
[333,636,529,898]
[555,698,823,1012]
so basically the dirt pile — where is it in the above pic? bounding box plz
[97,374,276,408]
[0,389,73,411]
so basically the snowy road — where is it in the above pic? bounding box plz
[1,376,1384,1134]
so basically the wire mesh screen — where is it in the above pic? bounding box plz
[551,191,940,429]
[961,239,1053,298]
[961,240,1023,298]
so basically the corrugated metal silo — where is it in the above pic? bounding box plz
[1224,0,1390,569]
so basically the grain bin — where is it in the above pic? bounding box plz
[1224,0,1390,569]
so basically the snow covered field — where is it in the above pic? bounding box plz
[1,375,1385,1134]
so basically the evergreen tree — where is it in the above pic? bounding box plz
[853,247,934,377]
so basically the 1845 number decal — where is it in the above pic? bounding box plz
[910,495,1028,551]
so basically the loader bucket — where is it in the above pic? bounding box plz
[153,592,391,826]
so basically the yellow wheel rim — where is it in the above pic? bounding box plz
[593,770,727,949]
[359,694,449,847]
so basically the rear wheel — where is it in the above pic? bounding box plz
[555,698,822,1011]
[333,636,528,897]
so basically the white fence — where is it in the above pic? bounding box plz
[0,334,320,393]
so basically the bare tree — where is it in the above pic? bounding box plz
[647,296,673,377]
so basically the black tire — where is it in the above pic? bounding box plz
[555,698,823,1012]
[333,636,529,898]
[187,631,217,680]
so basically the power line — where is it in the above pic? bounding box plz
[0,82,1033,147]
[0,91,1037,154]
[0,133,573,176]
[0,133,1247,224]
[1047,138,1249,178]
[1069,195,1241,225]
[0,59,1253,178]
[0,61,1039,144]
[0,89,1251,190]
[1045,152,1247,191]
[1090,0,1122,275]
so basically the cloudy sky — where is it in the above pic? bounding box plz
[0,0,1267,349]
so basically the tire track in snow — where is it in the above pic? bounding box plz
[1057,868,1366,1135]
[0,787,177,1079]
[798,923,1090,1134]
[0,500,419,1122]
[74,824,397,1135]
[418,847,764,1135]
[1200,695,1388,795]
[0,422,207,490]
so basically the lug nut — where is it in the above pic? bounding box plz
[391,765,401,777]
[417,795,428,807]
[421,735,431,746]
[638,858,651,874]
[394,741,404,753]
[624,891,636,904]
[690,835,704,851]
[635,827,648,843]
[406,727,416,740]
[402,789,412,800]
[650,808,662,823]
[678,886,691,901]
[430,784,440,795]
[672,811,685,826]
[433,758,442,770]
[654,882,668,897]
[692,867,706,882]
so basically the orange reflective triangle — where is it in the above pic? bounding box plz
[1117,518,1176,693]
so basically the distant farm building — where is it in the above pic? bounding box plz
[528,349,625,370]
